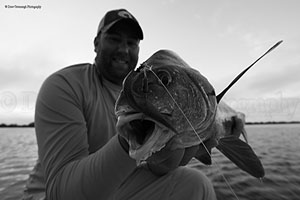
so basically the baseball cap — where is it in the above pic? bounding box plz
[97,9,143,40]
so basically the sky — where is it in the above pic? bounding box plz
[0,0,300,124]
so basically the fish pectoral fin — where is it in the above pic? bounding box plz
[194,138,217,165]
[216,136,265,178]
[195,150,212,165]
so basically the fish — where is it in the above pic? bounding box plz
[115,43,281,178]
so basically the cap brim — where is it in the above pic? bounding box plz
[102,18,143,40]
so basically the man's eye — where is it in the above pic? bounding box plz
[128,40,139,48]
[109,36,120,43]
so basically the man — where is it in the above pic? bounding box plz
[23,9,216,200]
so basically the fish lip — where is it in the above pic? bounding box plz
[116,112,175,164]
[115,110,139,118]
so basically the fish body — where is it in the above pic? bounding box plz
[115,49,264,178]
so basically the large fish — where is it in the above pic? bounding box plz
[115,45,281,178]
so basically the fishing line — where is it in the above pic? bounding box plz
[139,41,283,199]
[146,67,240,200]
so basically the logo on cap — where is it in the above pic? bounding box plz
[118,10,133,19]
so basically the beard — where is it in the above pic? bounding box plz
[95,51,138,85]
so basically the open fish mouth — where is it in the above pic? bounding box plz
[116,113,175,164]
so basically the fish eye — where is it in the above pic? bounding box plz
[156,70,172,86]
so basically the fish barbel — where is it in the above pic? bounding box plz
[115,46,283,178]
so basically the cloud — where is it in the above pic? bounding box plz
[243,63,300,97]
[0,52,56,92]
[0,51,51,124]
[225,95,300,122]
[221,61,300,122]
[0,90,36,124]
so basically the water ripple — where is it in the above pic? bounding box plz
[1,125,300,200]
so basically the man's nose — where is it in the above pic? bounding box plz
[118,41,129,53]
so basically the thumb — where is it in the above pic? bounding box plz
[179,145,199,166]
[147,148,185,176]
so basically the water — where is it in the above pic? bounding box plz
[0,128,37,200]
[190,124,300,200]
[0,125,300,200]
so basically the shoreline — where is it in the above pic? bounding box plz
[246,121,300,125]
[1,121,300,128]
[0,122,34,128]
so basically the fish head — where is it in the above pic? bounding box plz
[115,49,218,164]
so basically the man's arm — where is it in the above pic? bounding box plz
[35,73,136,199]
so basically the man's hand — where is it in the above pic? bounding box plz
[145,138,199,176]
[146,138,217,176]
[118,132,217,176]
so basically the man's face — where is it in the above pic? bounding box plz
[94,21,140,85]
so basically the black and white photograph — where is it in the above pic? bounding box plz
[1,1,299,199]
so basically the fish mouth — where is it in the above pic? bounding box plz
[116,113,175,165]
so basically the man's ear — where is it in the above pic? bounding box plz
[94,36,99,53]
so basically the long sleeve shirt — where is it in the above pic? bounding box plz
[32,63,136,199]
